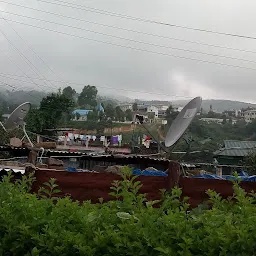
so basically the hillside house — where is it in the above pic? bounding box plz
[214,140,256,174]
[243,109,256,123]
[72,109,93,121]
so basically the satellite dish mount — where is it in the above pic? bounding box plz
[1,102,33,147]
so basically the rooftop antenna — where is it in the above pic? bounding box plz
[165,97,202,149]
[0,102,33,147]
[136,96,202,158]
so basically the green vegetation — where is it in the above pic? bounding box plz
[25,91,74,134]
[0,168,256,255]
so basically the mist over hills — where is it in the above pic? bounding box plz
[171,99,256,112]
[0,88,255,114]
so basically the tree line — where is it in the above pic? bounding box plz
[25,85,134,134]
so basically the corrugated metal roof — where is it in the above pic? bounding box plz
[215,148,254,157]
[72,109,92,116]
[215,140,256,157]
[224,140,256,149]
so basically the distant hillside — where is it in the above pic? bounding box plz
[172,99,256,112]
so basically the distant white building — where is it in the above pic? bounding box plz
[156,105,169,111]
[146,105,159,118]
[200,117,237,125]
[244,109,256,123]
[72,109,93,121]
[200,118,224,124]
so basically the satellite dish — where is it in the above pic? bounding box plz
[5,102,31,129]
[165,96,202,148]
[0,102,33,147]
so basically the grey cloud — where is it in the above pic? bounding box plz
[0,0,256,102]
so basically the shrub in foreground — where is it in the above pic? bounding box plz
[0,167,255,255]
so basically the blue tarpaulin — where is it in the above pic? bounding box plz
[193,171,256,182]
[133,169,168,177]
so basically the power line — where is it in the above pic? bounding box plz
[3,10,256,64]
[3,18,256,72]
[2,15,71,89]
[0,73,52,93]
[0,73,249,104]
[1,82,45,101]
[0,21,55,91]
[0,72,194,99]
[1,1,255,54]
[34,0,256,40]
[0,38,52,93]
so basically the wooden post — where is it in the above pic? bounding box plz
[216,166,223,177]
[37,135,40,143]
[27,150,37,165]
[167,161,181,190]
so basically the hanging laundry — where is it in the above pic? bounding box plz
[111,136,118,145]
[58,136,65,142]
[92,135,96,141]
[68,133,74,140]
[100,136,105,142]
[117,134,122,142]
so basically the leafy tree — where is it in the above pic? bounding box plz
[78,85,98,108]
[26,108,45,133]
[115,106,125,121]
[166,104,179,125]
[62,86,76,100]
[99,111,106,121]
[125,109,133,121]
[105,104,116,120]
[87,111,98,121]
[244,151,256,175]
[222,117,227,124]
[132,102,138,111]
[26,93,74,134]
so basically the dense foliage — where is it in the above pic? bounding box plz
[25,92,74,134]
[0,168,256,255]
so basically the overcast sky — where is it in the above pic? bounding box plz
[0,0,256,102]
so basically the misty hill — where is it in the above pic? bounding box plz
[172,99,256,112]
[0,90,47,113]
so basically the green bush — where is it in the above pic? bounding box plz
[0,167,256,255]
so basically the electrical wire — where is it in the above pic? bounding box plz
[0,23,55,91]
[1,82,45,101]
[0,74,51,93]
[1,15,71,89]
[1,0,255,54]
[34,0,256,40]
[3,18,256,71]
[3,10,256,64]
[0,72,194,99]
[0,41,53,93]
[1,72,254,104]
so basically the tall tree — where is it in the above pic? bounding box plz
[132,102,138,111]
[26,93,74,134]
[62,86,76,100]
[125,109,133,121]
[166,104,178,125]
[105,103,116,120]
[87,111,98,121]
[115,106,125,121]
[78,85,98,108]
